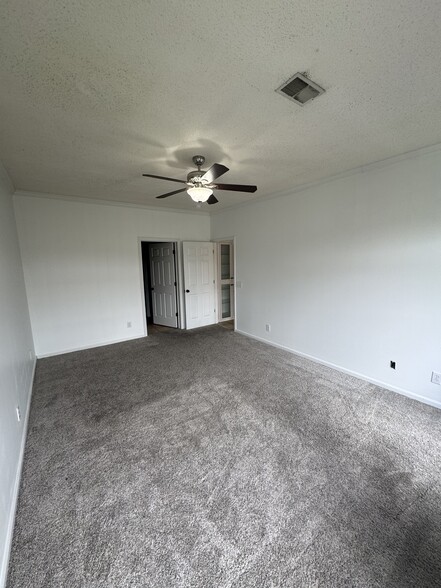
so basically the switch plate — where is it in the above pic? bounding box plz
[265,324,271,333]
[431,371,441,385]
[127,321,132,328]
[16,406,21,422]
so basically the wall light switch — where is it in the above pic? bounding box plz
[431,371,441,385]
[127,321,132,328]
[16,406,21,422]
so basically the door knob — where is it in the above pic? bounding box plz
[185,289,190,293]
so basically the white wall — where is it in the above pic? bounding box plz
[0,166,35,587]
[14,194,210,357]
[212,147,441,408]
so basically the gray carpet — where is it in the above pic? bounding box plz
[7,326,441,587]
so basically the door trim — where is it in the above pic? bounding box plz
[138,237,184,335]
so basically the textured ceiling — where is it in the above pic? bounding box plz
[1,0,441,211]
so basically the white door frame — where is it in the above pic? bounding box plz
[138,237,186,335]
[139,237,235,335]
[212,236,237,329]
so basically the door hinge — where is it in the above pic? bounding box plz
[176,312,178,317]
[173,249,176,255]
[174,281,177,286]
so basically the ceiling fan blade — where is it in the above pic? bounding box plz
[207,194,219,205]
[212,183,257,193]
[156,188,186,199]
[201,163,229,184]
[143,173,186,184]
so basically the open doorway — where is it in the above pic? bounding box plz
[216,240,235,329]
[141,241,179,330]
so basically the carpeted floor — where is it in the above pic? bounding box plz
[7,326,441,587]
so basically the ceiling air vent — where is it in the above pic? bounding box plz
[276,72,325,106]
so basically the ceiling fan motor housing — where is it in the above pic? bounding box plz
[187,169,208,185]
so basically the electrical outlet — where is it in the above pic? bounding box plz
[390,360,396,369]
[16,406,21,422]
[127,321,132,328]
[265,324,271,333]
[431,371,441,385]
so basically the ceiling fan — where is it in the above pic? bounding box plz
[143,155,257,205]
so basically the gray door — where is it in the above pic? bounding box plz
[149,242,178,328]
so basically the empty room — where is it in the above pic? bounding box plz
[1,1,441,587]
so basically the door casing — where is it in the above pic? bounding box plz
[139,238,184,334]
[139,237,236,334]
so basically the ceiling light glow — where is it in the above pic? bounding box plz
[187,186,213,203]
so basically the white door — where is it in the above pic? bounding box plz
[149,242,178,328]
[183,241,216,329]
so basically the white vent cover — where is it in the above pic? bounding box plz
[276,72,325,106]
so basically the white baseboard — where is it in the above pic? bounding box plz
[236,329,441,411]
[0,357,36,588]
[37,334,147,359]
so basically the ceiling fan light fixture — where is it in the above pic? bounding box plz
[187,186,213,203]
[144,155,257,204]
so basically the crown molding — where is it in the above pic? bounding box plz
[13,190,210,217]
[210,140,441,216]
[12,141,441,218]
[0,161,15,195]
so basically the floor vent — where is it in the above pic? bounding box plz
[276,72,325,106]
